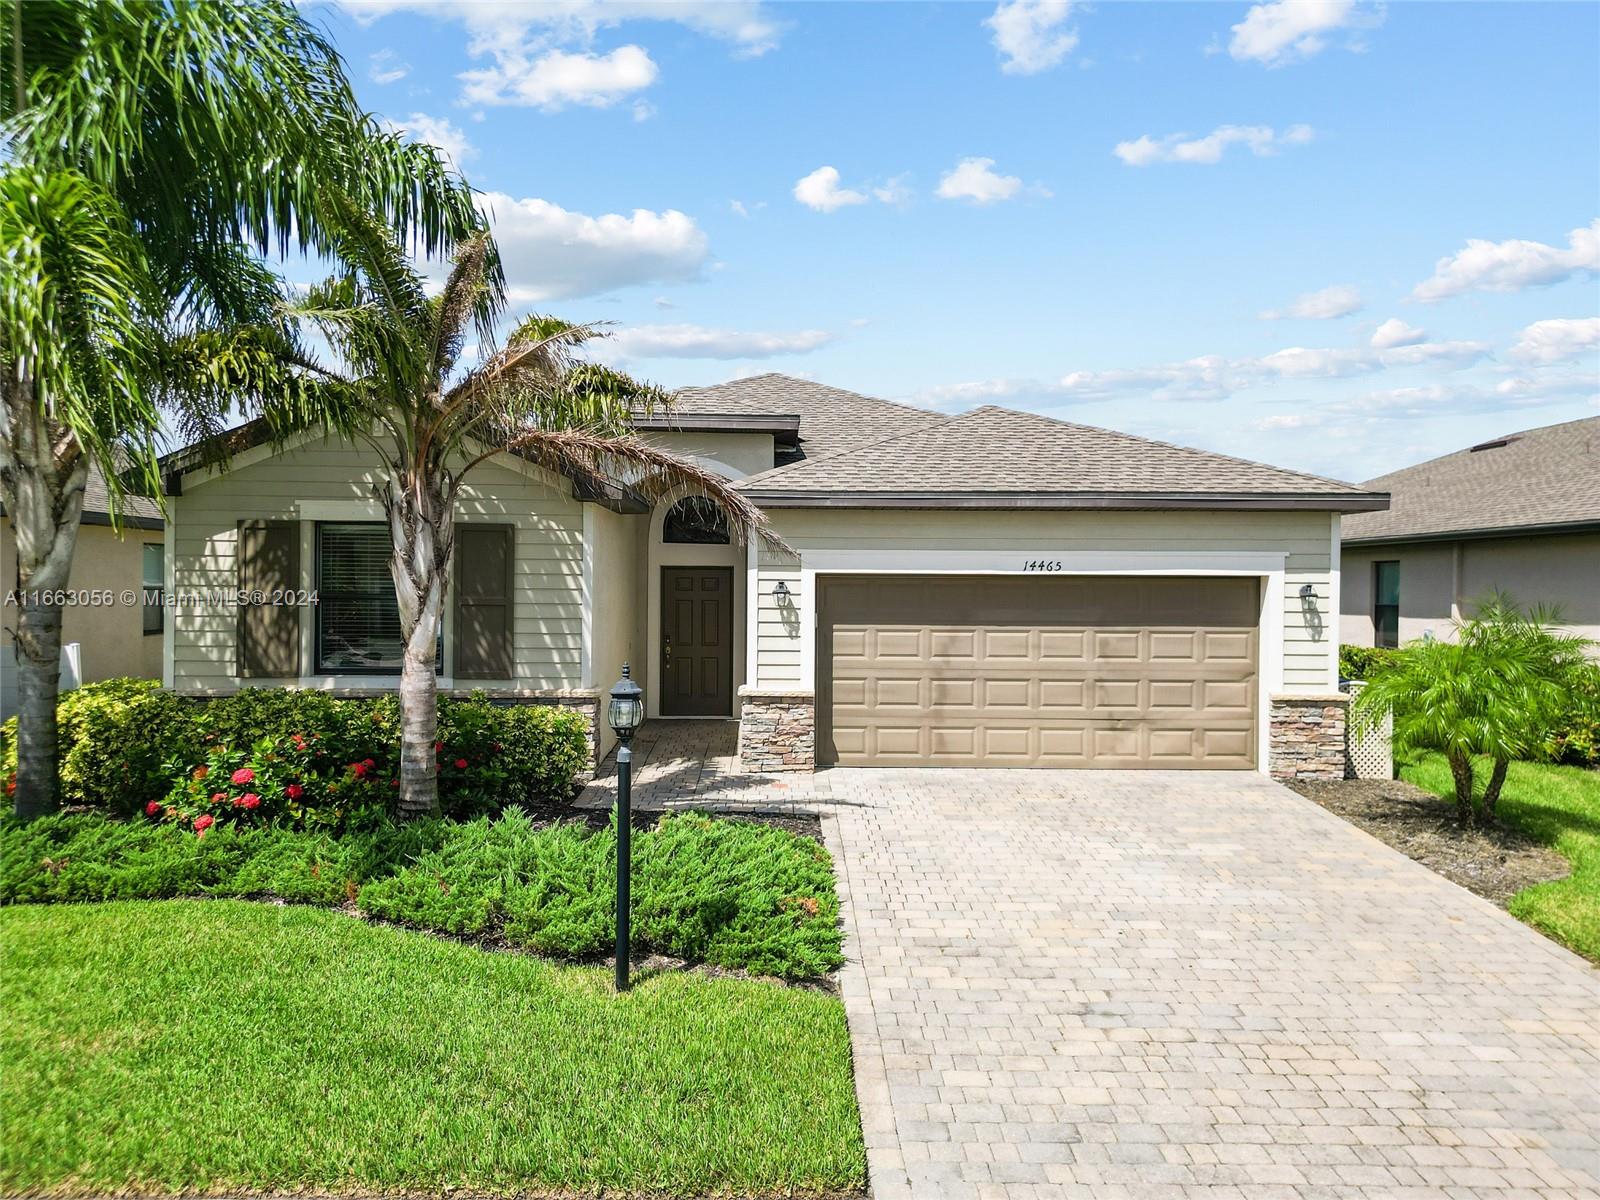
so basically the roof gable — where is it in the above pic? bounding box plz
[1343,416,1600,543]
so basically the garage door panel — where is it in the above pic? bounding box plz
[820,575,1258,770]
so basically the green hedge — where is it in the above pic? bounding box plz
[0,810,843,980]
[1338,644,1402,681]
[1,680,589,825]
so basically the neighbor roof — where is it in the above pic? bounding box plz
[0,465,163,530]
[670,374,945,466]
[736,404,1387,511]
[1343,416,1600,544]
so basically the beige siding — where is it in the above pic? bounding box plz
[755,508,1337,693]
[2,519,164,718]
[170,434,585,692]
[1342,532,1600,652]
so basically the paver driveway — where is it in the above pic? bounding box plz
[819,769,1600,1200]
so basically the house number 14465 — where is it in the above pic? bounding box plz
[1022,560,1064,571]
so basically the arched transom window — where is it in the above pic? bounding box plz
[662,496,730,544]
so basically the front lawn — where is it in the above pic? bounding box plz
[1402,753,1600,961]
[0,901,865,1198]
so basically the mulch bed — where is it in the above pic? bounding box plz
[1288,778,1569,906]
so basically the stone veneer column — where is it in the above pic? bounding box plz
[1268,693,1349,782]
[737,686,815,772]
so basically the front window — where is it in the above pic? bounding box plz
[1373,560,1400,649]
[141,543,164,635]
[663,496,730,544]
[315,523,428,673]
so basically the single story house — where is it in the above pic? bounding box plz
[159,374,1387,779]
[2,471,166,720]
[1341,416,1600,651]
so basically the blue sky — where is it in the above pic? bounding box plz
[316,0,1599,482]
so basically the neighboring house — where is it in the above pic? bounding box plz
[1,471,167,720]
[1341,416,1600,653]
[159,374,1386,778]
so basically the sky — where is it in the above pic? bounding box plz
[311,0,1600,483]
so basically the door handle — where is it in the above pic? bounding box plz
[664,636,672,661]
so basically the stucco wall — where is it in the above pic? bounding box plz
[754,508,1338,694]
[639,431,776,481]
[169,433,585,693]
[3,518,164,719]
[1341,531,1600,650]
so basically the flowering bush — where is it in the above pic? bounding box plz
[159,731,390,833]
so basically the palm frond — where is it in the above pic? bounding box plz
[427,231,495,381]
[504,428,791,555]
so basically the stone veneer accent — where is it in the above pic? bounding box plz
[1268,693,1349,782]
[737,686,816,772]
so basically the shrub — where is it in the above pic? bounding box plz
[1547,662,1600,767]
[1,679,193,815]
[1339,644,1402,681]
[4,681,590,826]
[0,810,843,980]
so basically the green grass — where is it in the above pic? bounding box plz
[1402,753,1600,961]
[0,901,864,1198]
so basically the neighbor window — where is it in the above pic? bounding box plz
[1373,560,1400,649]
[662,496,730,544]
[141,543,164,635]
[315,523,439,674]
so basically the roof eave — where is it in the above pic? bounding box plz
[633,412,802,444]
[738,489,1392,512]
[1343,517,1600,547]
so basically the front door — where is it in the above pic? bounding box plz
[661,567,734,716]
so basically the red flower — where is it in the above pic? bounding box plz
[192,765,209,781]
[230,767,254,785]
[434,741,443,751]
[350,761,368,778]
[145,800,162,817]
[291,733,307,749]
[285,783,304,801]
[454,758,469,770]
[210,792,226,804]
[194,814,215,833]
[363,757,375,768]
[237,793,261,810]
[390,779,399,788]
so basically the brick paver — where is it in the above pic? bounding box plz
[824,769,1600,1200]
[583,725,1600,1199]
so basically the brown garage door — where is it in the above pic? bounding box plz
[819,575,1258,769]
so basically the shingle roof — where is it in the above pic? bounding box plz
[671,374,945,466]
[736,404,1382,508]
[1,465,163,528]
[1342,416,1600,543]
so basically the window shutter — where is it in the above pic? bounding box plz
[454,525,514,679]
[237,520,301,677]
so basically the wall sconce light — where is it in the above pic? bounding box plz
[1299,583,1315,599]
[773,581,790,600]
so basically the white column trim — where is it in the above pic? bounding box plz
[161,516,176,689]
[1328,513,1342,690]
[580,506,595,689]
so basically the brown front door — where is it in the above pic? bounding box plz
[661,567,734,716]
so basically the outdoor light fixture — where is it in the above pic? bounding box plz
[1299,583,1316,599]
[773,581,790,600]
[609,664,644,992]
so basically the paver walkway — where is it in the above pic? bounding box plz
[823,769,1600,1200]
[582,726,1600,1198]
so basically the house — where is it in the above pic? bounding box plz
[159,375,1387,779]
[1,471,167,719]
[1340,416,1600,652]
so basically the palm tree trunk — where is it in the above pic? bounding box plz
[386,472,451,820]
[1481,758,1509,824]
[1446,750,1476,825]
[1,395,89,818]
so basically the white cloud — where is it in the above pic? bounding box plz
[1115,123,1313,166]
[1509,317,1600,365]
[1370,318,1426,349]
[368,49,410,84]
[474,192,709,302]
[460,45,657,109]
[380,112,475,166]
[872,174,913,206]
[985,0,1079,74]
[794,166,868,213]
[1261,284,1362,320]
[602,323,836,360]
[936,157,1040,204]
[1412,219,1600,302]
[1228,0,1379,67]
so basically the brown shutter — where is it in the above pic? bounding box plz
[236,520,301,677]
[454,524,514,679]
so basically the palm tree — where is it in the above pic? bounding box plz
[1351,595,1592,824]
[1,0,484,817]
[286,200,780,818]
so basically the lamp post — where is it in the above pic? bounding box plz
[608,663,644,992]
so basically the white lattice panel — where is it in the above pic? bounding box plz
[1342,680,1393,780]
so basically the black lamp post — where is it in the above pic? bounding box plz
[608,663,644,992]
